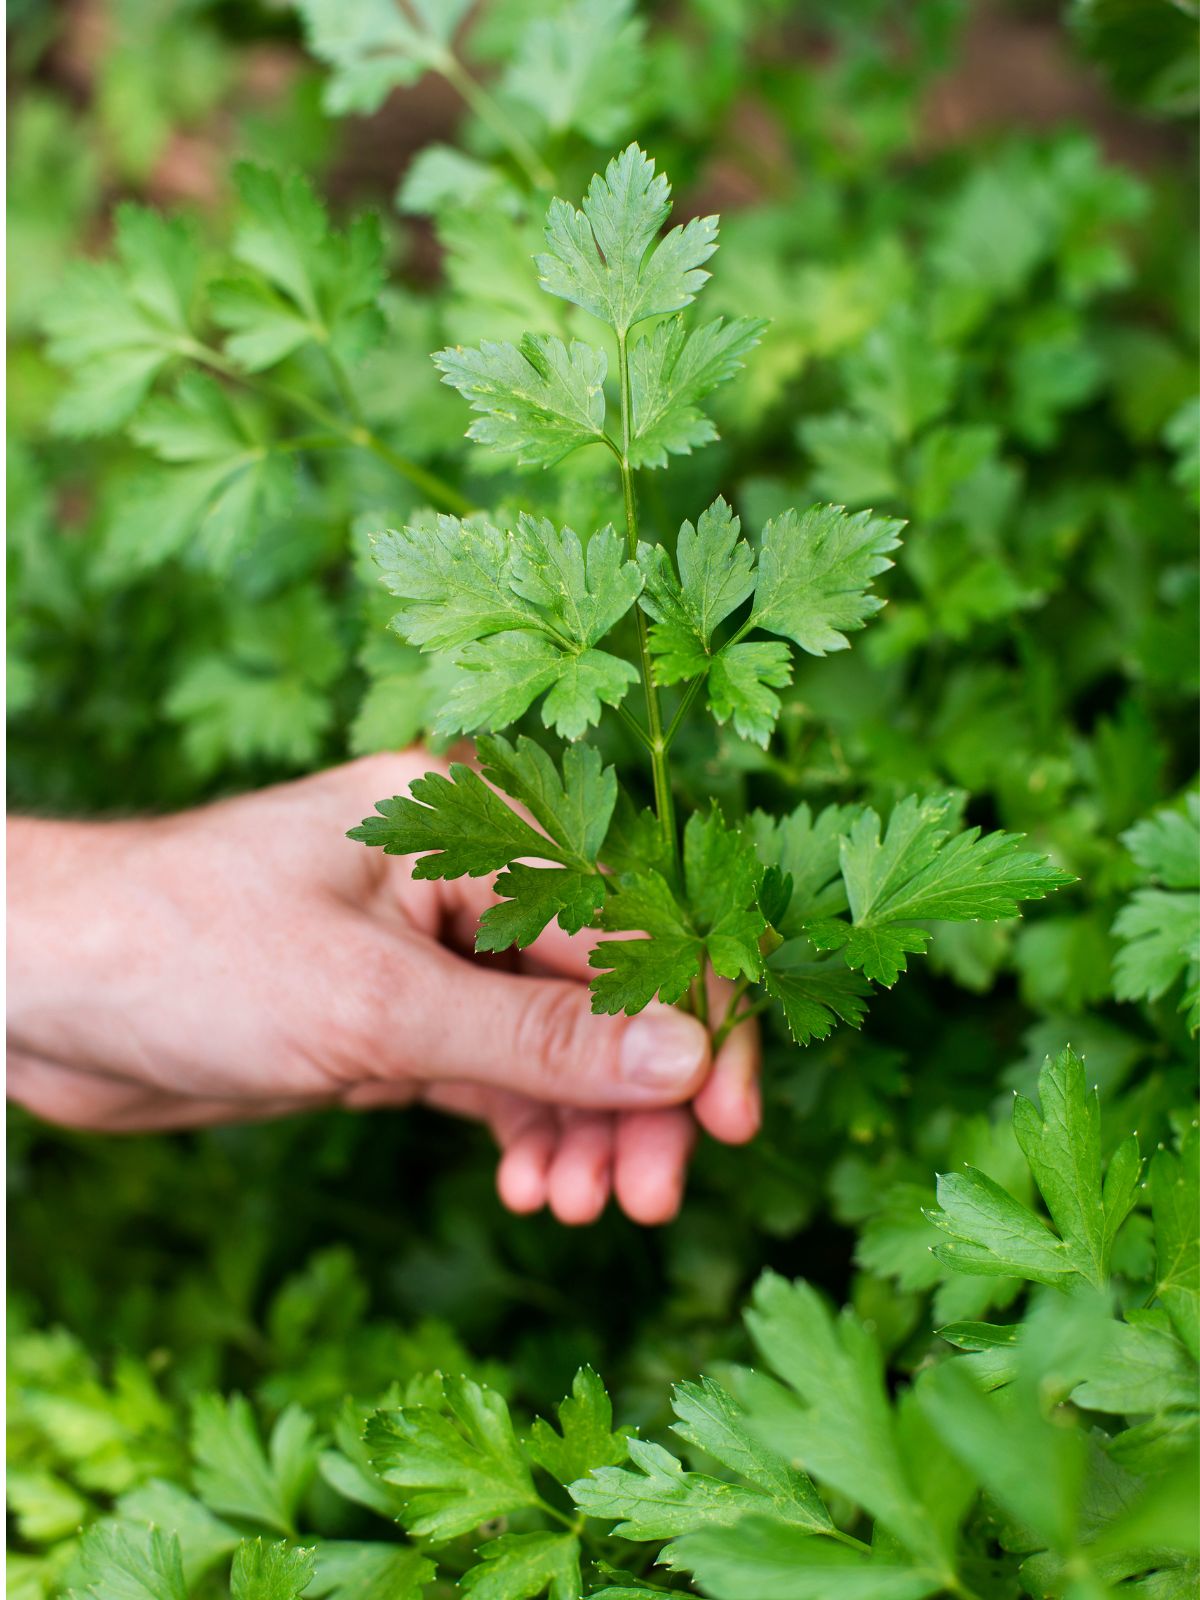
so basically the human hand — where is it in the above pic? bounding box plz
[7,751,761,1224]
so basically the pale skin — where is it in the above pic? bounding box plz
[7,751,761,1227]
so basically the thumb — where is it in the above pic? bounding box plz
[388,942,712,1109]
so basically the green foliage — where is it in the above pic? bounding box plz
[7,4,1199,1598]
[1112,794,1200,1031]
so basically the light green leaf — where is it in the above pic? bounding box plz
[503,0,645,143]
[627,315,766,468]
[230,1540,317,1600]
[296,0,472,116]
[572,1436,813,1541]
[115,372,295,572]
[1010,1046,1141,1286]
[433,336,608,468]
[638,496,756,680]
[536,144,718,336]
[114,1481,240,1585]
[44,205,200,435]
[460,1531,581,1600]
[76,1523,189,1600]
[928,1167,1075,1284]
[307,1541,434,1600]
[376,514,641,739]
[749,504,904,656]
[666,1516,942,1600]
[671,1377,831,1528]
[800,412,900,505]
[190,1396,317,1538]
[741,1274,948,1568]
[1073,1311,1199,1416]
[365,1377,539,1543]
[1152,1128,1200,1360]
[1112,803,1200,1029]
[707,641,793,747]
[217,164,385,369]
[928,1048,1140,1290]
[842,309,958,442]
[373,514,533,651]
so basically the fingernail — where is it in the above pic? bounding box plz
[620,1005,708,1089]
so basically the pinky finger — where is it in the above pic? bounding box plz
[496,1115,558,1215]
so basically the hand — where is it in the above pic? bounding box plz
[7,751,761,1225]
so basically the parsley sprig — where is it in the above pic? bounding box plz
[350,145,1074,1048]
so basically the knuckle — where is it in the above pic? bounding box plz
[514,983,593,1078]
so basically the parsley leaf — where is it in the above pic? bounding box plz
[309,1542,434,1600]
[365,1377,539,1542]
[43,205,200,435]
[460,1531,581,1600]
[296,0,473,116]
[589,809,765,1013]
[638,496,755,681]
[572,1375,831,1548]
[76,1523,189,1600]
[348,765,562,877]
[749,802,858,936]
[433,336,609,468]
[525,1366,629,1487]
[374,514,642,738]
[928,1047,1141,1289]
[627,315,767,468]
[707,642,794,748]
[213,164,384,372]
[665,1522,944,1600]
[815,794,1075,985]
[503,0,646,144]
[638,498,792,744]
[478,736,616,865]
[763,943,872,1046]
[536,144,718,335]
[231,1539,317,1600]
[116,373,294,572]
[1150,1128,1199,1361]
[191,1396,318,1539]
[479,865,605,952]
[740,1274,954,1573]
[748,504,905,656]
[1112,794,1200,1031]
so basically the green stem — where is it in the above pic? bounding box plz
[827,1529,874,1556]
[614,700,653,751]
[534,1495,580,1533]
[438,53,556,192]
[185,341,474,516]
[663,674,706,749]
[617,330,678,873]
[711,988,772,1051]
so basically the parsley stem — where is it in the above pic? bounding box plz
[438,53,556,192]
[614,700,653,751]
[663,675,706,750]
[185,341,474,515]
[711,979,773,1051]
[827,1529,874,1556]
[616,330,679,873]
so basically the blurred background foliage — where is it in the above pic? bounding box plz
[6,1,1198,1596]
